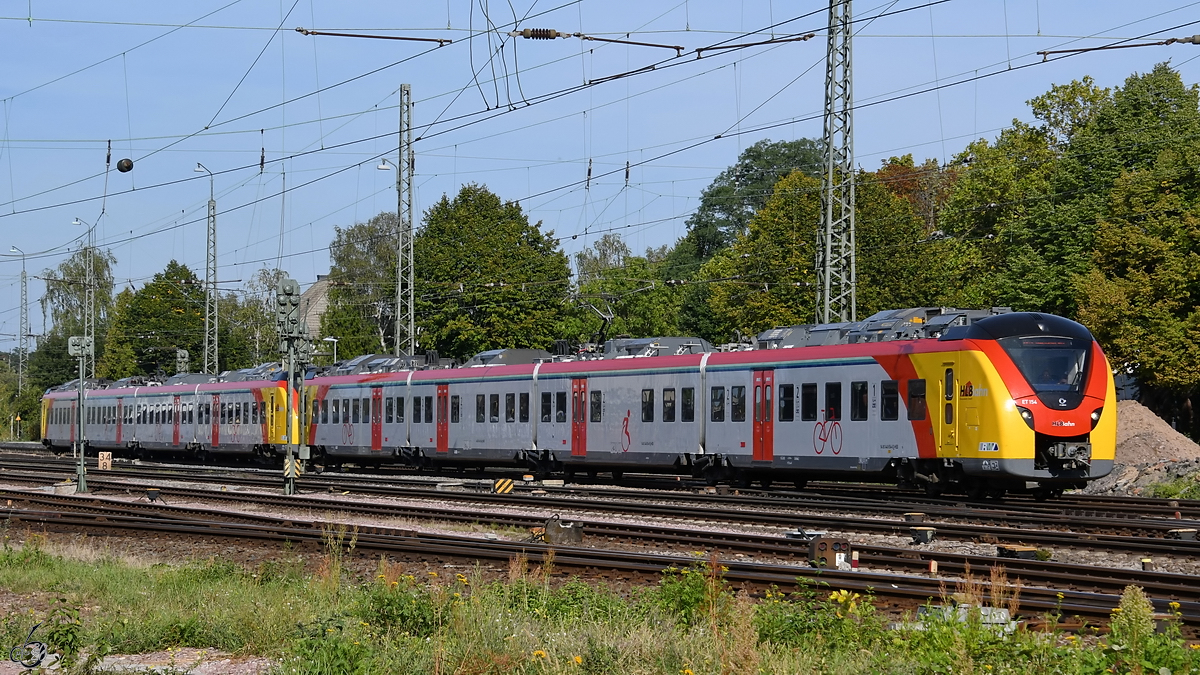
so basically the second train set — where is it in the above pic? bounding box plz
[42,307,1117,497]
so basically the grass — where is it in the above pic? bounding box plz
[1147,471,1200,500]
[0,535,1197,674]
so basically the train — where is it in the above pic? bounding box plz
[41,307,1116,498]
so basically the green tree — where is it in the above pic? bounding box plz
[567,234,682,343]
[664,138,823,341]
[414,184,570,361]
[40,245,116,336]
[703,167,951,337]
[224,268,288,368]
[99,261,204,378]
[319,213,400,359]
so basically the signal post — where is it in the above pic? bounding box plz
[276,278,311,495]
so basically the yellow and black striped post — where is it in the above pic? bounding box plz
[492,478,514,494]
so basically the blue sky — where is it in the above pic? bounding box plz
[2,0,1199,345]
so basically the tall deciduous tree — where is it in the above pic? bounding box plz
[319,212,400,359]
[415,184,570,361]
[40,245,117,336]
[99,261,204,378]
[665,138,823,341]
[567,234,682,343]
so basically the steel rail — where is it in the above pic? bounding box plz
[3,500,1193,625]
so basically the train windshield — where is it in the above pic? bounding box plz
[998,336,1091,393]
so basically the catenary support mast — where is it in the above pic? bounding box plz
[817,0,856,324]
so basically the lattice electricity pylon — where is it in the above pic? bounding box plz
[204,192,219,374]
[395,83,416,357]
[816,0,857,324]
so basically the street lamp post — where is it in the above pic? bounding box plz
[195,163,218,375]
[9,245,27,393]
[71,218,96,379]
[322,336,339,364]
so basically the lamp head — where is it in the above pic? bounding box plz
[194,163,204,173]
[72,218,83,226]
[377,161,391,171]
[9,246,18,254]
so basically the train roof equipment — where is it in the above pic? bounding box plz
[756,306,1014,349]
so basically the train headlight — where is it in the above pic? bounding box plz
[1090,407,1103,430]
[1016,405,1035,430]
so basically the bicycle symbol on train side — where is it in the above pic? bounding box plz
[813,416,842,455]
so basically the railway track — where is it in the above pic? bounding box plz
[3,488,1196,627]
[3,485,1196,606]
[4,448,1197,523]
[2,459,1199,559]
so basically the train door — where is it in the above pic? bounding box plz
[940,362,958,457]
[752,370,774,461]
[172,396,181,446]
[370,387,383,451]
[436,384,449,453]
[570,378,587,457]
[211,394,221,448]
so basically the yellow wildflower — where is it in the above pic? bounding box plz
[1169,601,1181,611]
[428,571,438,577]
[681,669,695,675]
[532,650,548,660]
[573,655,582,665]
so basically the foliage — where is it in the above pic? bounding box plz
[666,138,823,341]
[414,184,571,361]
[2,543,1200,674]
[1146,471,1200,500]
[39,245,117,338]
[566,234,682,345]
[703,167,953,337]
[319,212,401,359]
[99,261,205,379]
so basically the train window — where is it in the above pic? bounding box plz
[413,397,422,423]
[519,393,529,423]
[907,379,927,421]
[881,381,899,421]
[332,399,340,424]
[824,382,842,421]
[342,400,350,426]
[476,395,486,423]
[396,397,405,423]
[352,399,360,424]
[945,368,954,401]
[682,387,695,423]
[850,382,868,421]
[363,398,371,423]
[779,384,795,422]
[386,397,394,424]
[585,390,600,422]
[244,402,250,423]
[663,388,676,423]
[321,400,328,424]
[555,391,567,423]
[260,401,266,424]
[641,389,655,423]
[711,387,725,422]
[424,396,433,424]
[945,402,954,425]
[731,386,746,422]
[541,392,552,422]
[505,393,515,423]
[490,394,500,423]
[451,395,461,423]
[801,384,817,421]
[310,400,318,425]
